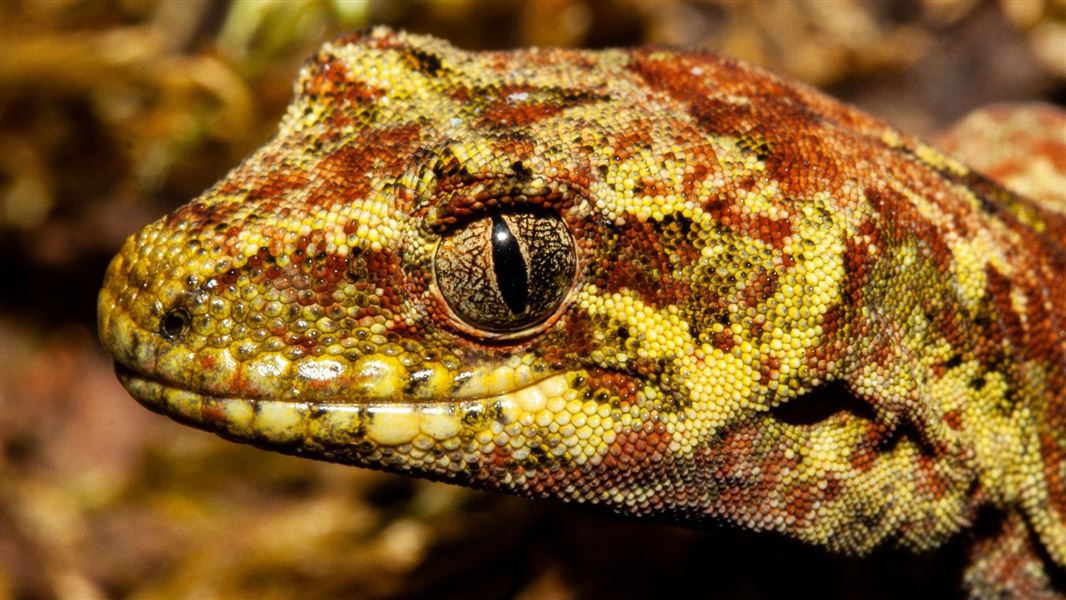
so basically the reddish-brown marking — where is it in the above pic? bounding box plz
[943,409,963,431]
[742,268,779,309]
[629,52,872,202]
[914,453,951,501]
[1041,422,1066,521]
[595,218,688,307]
[864,186,953,274]
[302,54,384,107]
[604,427,672,469]
[608,124,656,162]
[848,424,885,473]
[202,402,226,424]
[582,369,640,408]
[985,267,1028,356]
[476,84,606,129]
[841,218,880,304]
[306,123,422,206]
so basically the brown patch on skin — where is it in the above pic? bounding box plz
[279,249,354,308]
[634,49,892,137]
[815,232,854,367]
[629,52,859,200]
[302,54,384,107]
[1033,138,1066,172]
[636,176,667,198]
[1041,426,1066,521]
[473,84,608,130]
[215,267,240,287]
[928,300,968,362]
[712,329,736,353]
[596,219,684,306]
[742,268,779,308]
[679,146,718,198]
[842,218,880,303]
[528,315,594,367]
[306,123,422,207]
[759,355,781,384]
[865,186,954,274]
[821,474,842,503]
[738,213,793,250]
[699,197,795,250]
[582,369,640,408]
[848,425,884,473]
[446,84,471,105]
[607,124,656,162]
[804,333,839,374]
[782,483,816,523]
[298,54,387,135]
[603,424,672,471]
[944,409,963,431]
[201,402,226,425]
[915,454,949,501]
[174,152,300,231]
[696,423,784,520]
[985,267,1028,356]
[489,134,539,164]
[243,166,310,205]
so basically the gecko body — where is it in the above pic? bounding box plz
[98,28,1066,597]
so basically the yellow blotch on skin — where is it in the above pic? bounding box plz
[915,143,969,177]
[419,409,462,441]
[367,406,421,445]
[252,401,305,442]
[352,355,406,400]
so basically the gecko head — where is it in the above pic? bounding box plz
[97,27,678,507]
[99,27,917,533]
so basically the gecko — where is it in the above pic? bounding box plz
[97,27,1065,598]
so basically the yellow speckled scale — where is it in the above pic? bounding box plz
[98,28,1065,598]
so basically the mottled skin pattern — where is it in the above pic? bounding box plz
[98,28,1066,598]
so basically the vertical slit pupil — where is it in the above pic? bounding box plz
[490,213,528,315]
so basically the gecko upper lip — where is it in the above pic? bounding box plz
[112,357,564,407]
[113,361,163,390]
[113,361,225,401]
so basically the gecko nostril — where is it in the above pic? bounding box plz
[160,308,190,340]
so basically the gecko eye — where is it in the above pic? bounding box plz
[434,210,576,333]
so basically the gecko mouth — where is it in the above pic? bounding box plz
[113,360,579,450]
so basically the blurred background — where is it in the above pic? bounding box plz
[1,1,1063,598]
